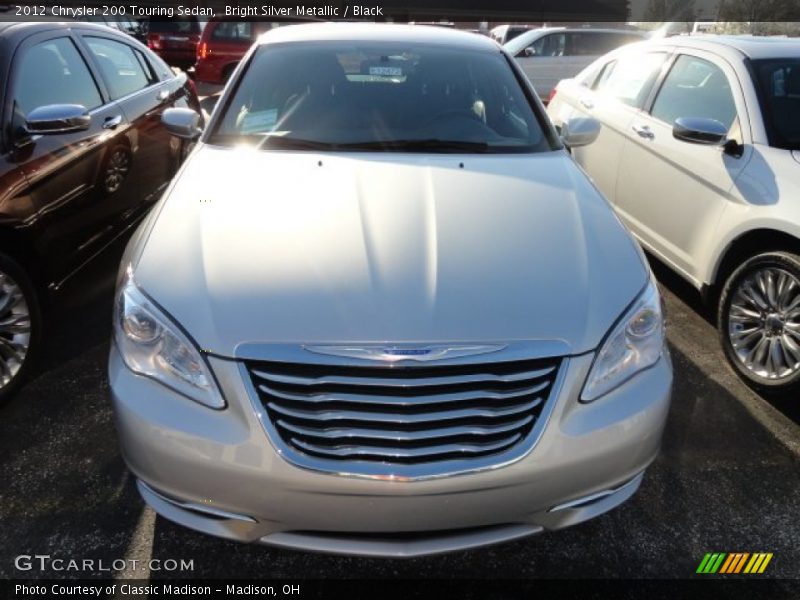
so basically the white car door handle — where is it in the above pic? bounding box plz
[579,97,594,110]
[632,124,654,139]
[157,89,170,102]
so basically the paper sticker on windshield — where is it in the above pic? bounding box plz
[369,66,403,77]
[240,109,278,134]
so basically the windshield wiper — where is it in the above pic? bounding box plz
[258,136,336,151]
[257,136,491,153]
[337,139,490,153]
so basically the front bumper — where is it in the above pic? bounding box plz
[109,345,672,556]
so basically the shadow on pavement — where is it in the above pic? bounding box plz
[646,252,800,425]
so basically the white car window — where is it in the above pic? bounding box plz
[651,55,737,130]
[594,52,666,108]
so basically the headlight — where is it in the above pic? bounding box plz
[581,277,665,402]
[114,266,224,408]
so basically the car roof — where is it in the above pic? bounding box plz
[650,35,800,60]
[257,23,500,52]
[0,19,133,39]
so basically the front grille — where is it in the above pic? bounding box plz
[244,353,562,477]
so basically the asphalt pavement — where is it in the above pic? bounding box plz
[0,227,798,583]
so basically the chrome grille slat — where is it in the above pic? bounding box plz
[266,398,542,423]
[259,380,550,405]
[276,415,534,442]
[250,365,556,388]
[245,353,562,472]
[291,434,523,459]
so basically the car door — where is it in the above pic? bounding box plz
[78,33,177,221]
[613,51,752,285]
[552,50,669,204]
[5,31,131,283]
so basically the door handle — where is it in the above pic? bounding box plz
[102,115,123,130]
[579,97,594,110]
[632,124,654,139]
[157,89,170,102]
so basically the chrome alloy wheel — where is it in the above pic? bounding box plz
[727,267,800,380]
[0,271,31,388]
[105,149,130,194]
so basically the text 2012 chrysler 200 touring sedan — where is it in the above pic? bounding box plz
[109,24,672,557]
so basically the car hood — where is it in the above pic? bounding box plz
[134,145,647,357]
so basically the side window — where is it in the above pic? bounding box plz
[568,33,607,57]
[594,52,666,107]
[85,36,152,100]
[211,22,252,41]
[530,33,566,57]
[651,55,738,130]
[14,37,103,116]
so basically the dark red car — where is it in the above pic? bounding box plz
[0,20,201,401]
[146,18,202,70]
[194,20,274,84]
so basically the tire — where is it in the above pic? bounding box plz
[0,252,41,405]
[718,251,800,396]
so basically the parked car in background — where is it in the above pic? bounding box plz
[85,14,147,42]
[146,17,203,70]
[0,21,201,402]
[490,24,531,45]
[110,23,672,556]
[195,19,274,84]
[548,36,800,394]
[505,27,646,100]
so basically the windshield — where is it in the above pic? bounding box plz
[210,41,552,153]
[751,58,800,151]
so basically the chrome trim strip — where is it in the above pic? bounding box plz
[266,397,542,424]
[548,472,645,512]
[235,340,572,365]
[277,415,534,442]
[251,365,556,389]
[291,433,522,459]
[239,344,570,481]
[259,380,550,405]
[137,480,256,523]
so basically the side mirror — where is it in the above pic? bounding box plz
[672,117,727,145]
[523,47,537,57]
[162,107,202,140]
[25,104,90,135]
[561,117,601,148]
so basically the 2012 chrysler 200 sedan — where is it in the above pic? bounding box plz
[109,24,673,557]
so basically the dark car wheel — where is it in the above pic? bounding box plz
[0,253,41,405]
[102,146,132,195]
[718,251,800,396]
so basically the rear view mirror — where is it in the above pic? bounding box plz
[561,117,601,148]
[672,117,727,145]
[162,108,202,140]
[25,104,90,135]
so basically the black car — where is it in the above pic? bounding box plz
[0,21,202,401]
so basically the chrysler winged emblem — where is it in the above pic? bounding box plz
[304,344,506,362]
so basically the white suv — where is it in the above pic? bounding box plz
[548,36,800,394]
